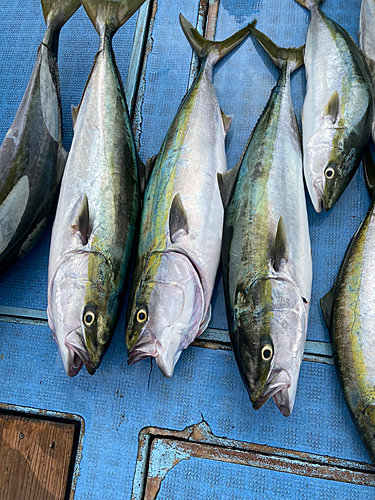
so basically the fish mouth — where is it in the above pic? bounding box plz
[127,328,179,378]
[128,330,161,365]
[66,330,96,376]
[252,369,290,411]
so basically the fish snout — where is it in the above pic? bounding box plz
[311,178,324,213]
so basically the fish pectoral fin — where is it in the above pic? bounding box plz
[138,154,157,194]
[323,90,340,124]
[169,193,189,243]
[220,109,233,135]
[217,161,241,209]
[320,285,335,330]
[273,216,289,271]
[71,193,91,245]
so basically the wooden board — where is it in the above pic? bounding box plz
[0,413,77,500]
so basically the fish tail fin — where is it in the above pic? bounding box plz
[293,0,324,10]
[82,0,146,36]
[41,0,81,29]
[179,13,252,67]
[249,24,304,75]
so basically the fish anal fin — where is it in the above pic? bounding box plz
[320,286,335,330]
[220,109,233,135]
[273,216,289,271]
[323,90,340,123]
[169,193,189,243]
[71,193,91,245]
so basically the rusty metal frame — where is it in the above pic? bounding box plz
[131,419,375,499]
[0,402,85,500]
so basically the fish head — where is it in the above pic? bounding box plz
[48,251,116,376]
[126,251,204,377]
[305,126,358,212]
[234,277,308,416]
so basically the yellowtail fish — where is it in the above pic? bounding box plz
[48,0,146,376]
[126,15,251,378]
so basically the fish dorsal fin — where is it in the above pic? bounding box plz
[169,193,189,243]
[220,109,233,135]
[71,194,91,245]
[138,154,157,194]
[273,216,289,271]
[320,286,335,330]
[217,162,241,210]
[323,90,340,123]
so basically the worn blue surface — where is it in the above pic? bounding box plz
[0,0,374,499]
[158,458,375,500]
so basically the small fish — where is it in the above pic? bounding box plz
[0,0,81,273]
[125,15,251,378]
[321,148,375,464]
[47,0,145,376]
[295,0,373,212]
[219,25,312,416]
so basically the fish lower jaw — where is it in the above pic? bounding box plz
[65,340,96,376]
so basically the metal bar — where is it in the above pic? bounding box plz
[205,0,220,41]
[132,0,158,149]
[125,0,154,118]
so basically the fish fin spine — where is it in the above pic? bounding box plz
[179,14,252,66]
[217,162,241,209]
[82,0,146,36]
[249,24,304,74]
[323,90,340,123]
[220,109,233,135]
[71,194,91,245]
[273,216,289,271]
[169,193,189,243]
[138,154,157,194]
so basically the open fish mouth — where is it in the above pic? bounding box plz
[128,330,161,365]
[252,369,290,411]
[66,330,96,376]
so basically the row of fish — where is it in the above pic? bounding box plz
[1,0,375,464]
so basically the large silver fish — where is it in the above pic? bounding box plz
[295,0,373,212]
[219,26,312,416]
[125,15,251,378]
[321,150,375,464]
[0,0,81,273]
[47,0,145,376]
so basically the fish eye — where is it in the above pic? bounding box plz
[83,311,96,327]
[261,345,273,361]
[325,167,335,179]
[136,308,148,323]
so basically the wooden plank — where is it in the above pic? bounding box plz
[0,414,76,500]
